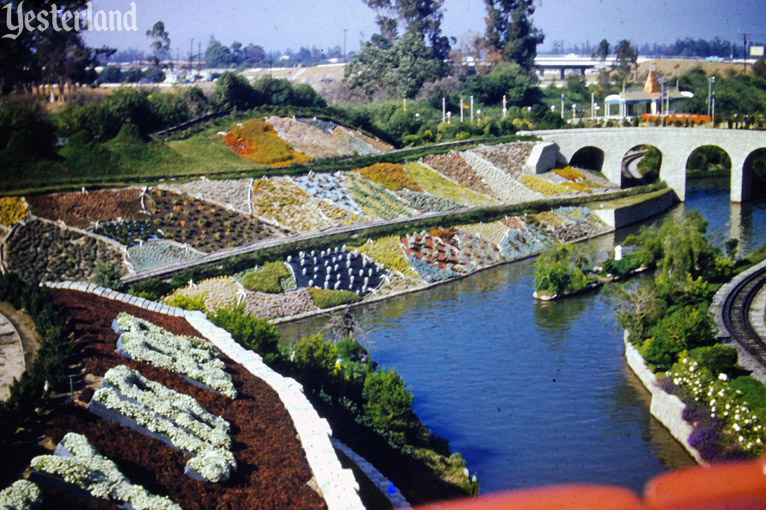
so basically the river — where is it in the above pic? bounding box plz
[278,177,766,495]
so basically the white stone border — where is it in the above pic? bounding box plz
[623,332,705,464]
[331,439,411,509]
[44,281,365,510]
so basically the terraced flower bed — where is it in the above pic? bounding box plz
[530,210,574,229]
[145,189,280,252]
[404,162,497,207]
[251,177,335,232]
[127,240,203,273]
[163,178,253,214]
[356,163,422,192]
[115,313,237,398]
[453,230,503,267]
[163,276,243,311]
[31,432,182,509]
[0,196,30,227]
[244,288,318,320]
[287,247,387,295]
[90,366,235,483]
[408,256,461,282]
[91,220,157,246]
[518,174,574,197]
[472,142,535,177]
[347,172,413,220]
[267,116,356,159]
[224,119,313,167]
[457,221,509,245]
[498,221,548,260]
[352,235,420,279]
[397,190,461,213]
[293,171,365,215]
[6,219,123,283]
[423,152,496,198]
[549,207,609,242]
[401,233,467,275]
[26,189,143,229]
[461,151,541,203]
[332,126,385,156]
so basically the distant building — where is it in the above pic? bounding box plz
[605,69,694,119]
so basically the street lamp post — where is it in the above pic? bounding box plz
[708,76,716,123]
[561,94,565,120]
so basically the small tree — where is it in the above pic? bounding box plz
[94,261,123,289]
[363,369,416,444]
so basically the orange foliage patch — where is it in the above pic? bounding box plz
[224,119,313,167]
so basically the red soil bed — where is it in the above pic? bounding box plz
[26,189,143,229]
[36,289,326,510]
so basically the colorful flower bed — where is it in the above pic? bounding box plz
[453,230,503,267]
[223,119,313,167]
[347,172,413,219]
[127,240,203,273]
[457,221,509,245]
[352,235,420,279]
[244,288,318,320]
[26,189,143,229]
[332,126,382,156]
[287,247,387,295]
[397,190,461,213]
[423,152,496,198]
[31,432,182,509]
[115,313,236,398]
[0,197,30,227]
[408,256,460,282]
[293,171,365,215]
[0,480,42,510]
[163,276,243,311]
[404,162,497,207]
[6,219,123,283]
[91,366,235,483]
[267,116,356,160]
[499,226,548,260]
[401,233,468,276]
[356,163,422,192]
[163,179,253,214]
[518,174,574,197]
[92,219,158,246]
[472,142,536,178]
[552,166,586,182]
[145,189,279,253]
[461,151,542,203]
[251,177,335,232]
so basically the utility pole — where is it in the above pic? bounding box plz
[743,33,750,72]
[190,38,194,71]
[198,41,202,73]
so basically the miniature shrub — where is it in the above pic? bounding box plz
[94,260,124,290]
[211,304,280,363]
[307,287,362,309]
[242,261,291,294]
[730,376,766,423]
[642,305,716,371]
[356,163,422,192]
[690,345,739,377]
[289,333,340,390]
[0,197,30,227]
[363,369,416,445]
[165,293,207,311]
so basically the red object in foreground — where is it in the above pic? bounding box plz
[414,457,766,510]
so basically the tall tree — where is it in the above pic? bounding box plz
[483,0,544,72]
[146,21,171,69]
[593,39,610,61]
[362,0,450,61]
[614,39,637,79]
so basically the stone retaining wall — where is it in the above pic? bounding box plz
[44,281,365,510]
[623,332,704,464]
[590,189,675,229]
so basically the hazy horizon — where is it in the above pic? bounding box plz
[81,0,766,56]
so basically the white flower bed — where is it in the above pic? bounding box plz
[461,150,542,203]
[294,171,366,215]
[0,480,42,510]
[115,313,237,398]
[92,366,236,483]
[31,433,182,510]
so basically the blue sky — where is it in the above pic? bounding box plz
[82,0,766,54]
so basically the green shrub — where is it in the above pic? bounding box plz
[363,369,416,445]
[94,260,124,289]
[289,333,340,390]
[730,376,766,423]
[307,287,362,309]
[210,304,280,362]
[643,305,715,371]
[241,261,291,293]
[165,293,207,311]
[690,344,739,377]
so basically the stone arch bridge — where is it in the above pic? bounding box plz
[529,128,766,202]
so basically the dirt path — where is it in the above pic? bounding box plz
[0,302,40,370]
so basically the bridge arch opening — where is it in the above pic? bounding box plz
[622,145,662,188]
[744,148,766,198]
[686,146,731,177]
[568,146,604,173]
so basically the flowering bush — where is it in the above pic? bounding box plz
[31,433,182,509]
[116,313,237,398]
[224,118,313,167]
[164,276,243,310]
[0,480,42,510]
[0,197,30,227]
[666,355,764,459]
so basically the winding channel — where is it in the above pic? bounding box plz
[278,177,766,494]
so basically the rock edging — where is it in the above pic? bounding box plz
[623,331,705,464]
[43,281,365,510]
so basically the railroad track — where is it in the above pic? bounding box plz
[721,264,766,367]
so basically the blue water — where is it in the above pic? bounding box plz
[278,178,766,495]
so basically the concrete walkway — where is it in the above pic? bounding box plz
[0,311,25,401]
